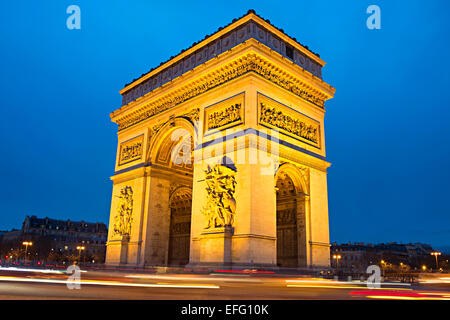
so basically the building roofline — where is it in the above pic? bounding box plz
[120,9,325,95]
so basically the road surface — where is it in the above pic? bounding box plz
[0,266,448,300]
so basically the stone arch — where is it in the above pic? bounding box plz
[274,162,309,268]
[275,162,308,195]
[168,186,193,266]
[146,117,196,166]
[169,185,193,202]
[140,117,195,267]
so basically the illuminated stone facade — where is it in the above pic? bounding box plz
[105,10,335,269]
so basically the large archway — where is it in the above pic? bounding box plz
[275,164,309,268]
[276,173,299,267]
[146,119,195,267]
[168,187,192,266]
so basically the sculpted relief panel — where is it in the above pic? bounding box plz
[118,135,144,166]
[116,55,325,131]
[202,164,237,229]
[113,186,134,238]
[205,93,244,133]
[207,103,242,130]
[258,94,321,148]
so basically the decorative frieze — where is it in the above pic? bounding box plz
[148,108,199,143]
[181,108,200,124]
[205,93,244,133]
[118,135,144,166]
[207,103,241,130]
[117,56,325,131]
[258,94,321,148]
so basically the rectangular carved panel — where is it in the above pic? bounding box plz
[118,135,144,166]
[204,93,245,134]
[258,93,321,148]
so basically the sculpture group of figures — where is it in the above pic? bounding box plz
[207,103,242,130]
[113,186,134,237]
[202,164,237,228]
[260,103,318,144]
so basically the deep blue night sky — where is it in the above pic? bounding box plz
[1,1,449,251]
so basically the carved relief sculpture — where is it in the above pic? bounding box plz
[207,103,242,130]
[202,164,237,228]
[113,186,134,237]
[260,102,320,146]
[118,135,144,166]
[117,56,325,131]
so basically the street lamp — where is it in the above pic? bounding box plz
[422,265,427,272]
[380,260,386,276]
[430,251,441,271]
[76,246,85,265]
[22,241,33,264]
[332,254,342,274]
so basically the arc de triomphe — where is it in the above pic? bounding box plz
[105,10,335,269]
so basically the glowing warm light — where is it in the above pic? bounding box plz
[365,295,450,300]
[0,266,65,274]
[126,274,264,283]
[285,279,411,287]
[350,289,450,300]
[287,284,368,289]
[0,276,219,289]
[430,251,442,269]
[213,269,274,274]
[419,278,450,284]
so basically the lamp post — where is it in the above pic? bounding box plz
[430,251,441,271]
[380,260,386,277]
[22,241,33,264]
[332,254,342,274]
[76,246,85,265]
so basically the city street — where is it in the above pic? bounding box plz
[0,266,449,300]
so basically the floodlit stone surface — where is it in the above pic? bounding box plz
[106,12,335,269]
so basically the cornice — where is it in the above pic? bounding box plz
[111,41,335,132]
[120,11,326,95]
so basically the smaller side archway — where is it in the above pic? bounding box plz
[275,163,309,268]
[168,186,192,266]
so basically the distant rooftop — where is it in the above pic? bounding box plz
[22,215,107,233]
